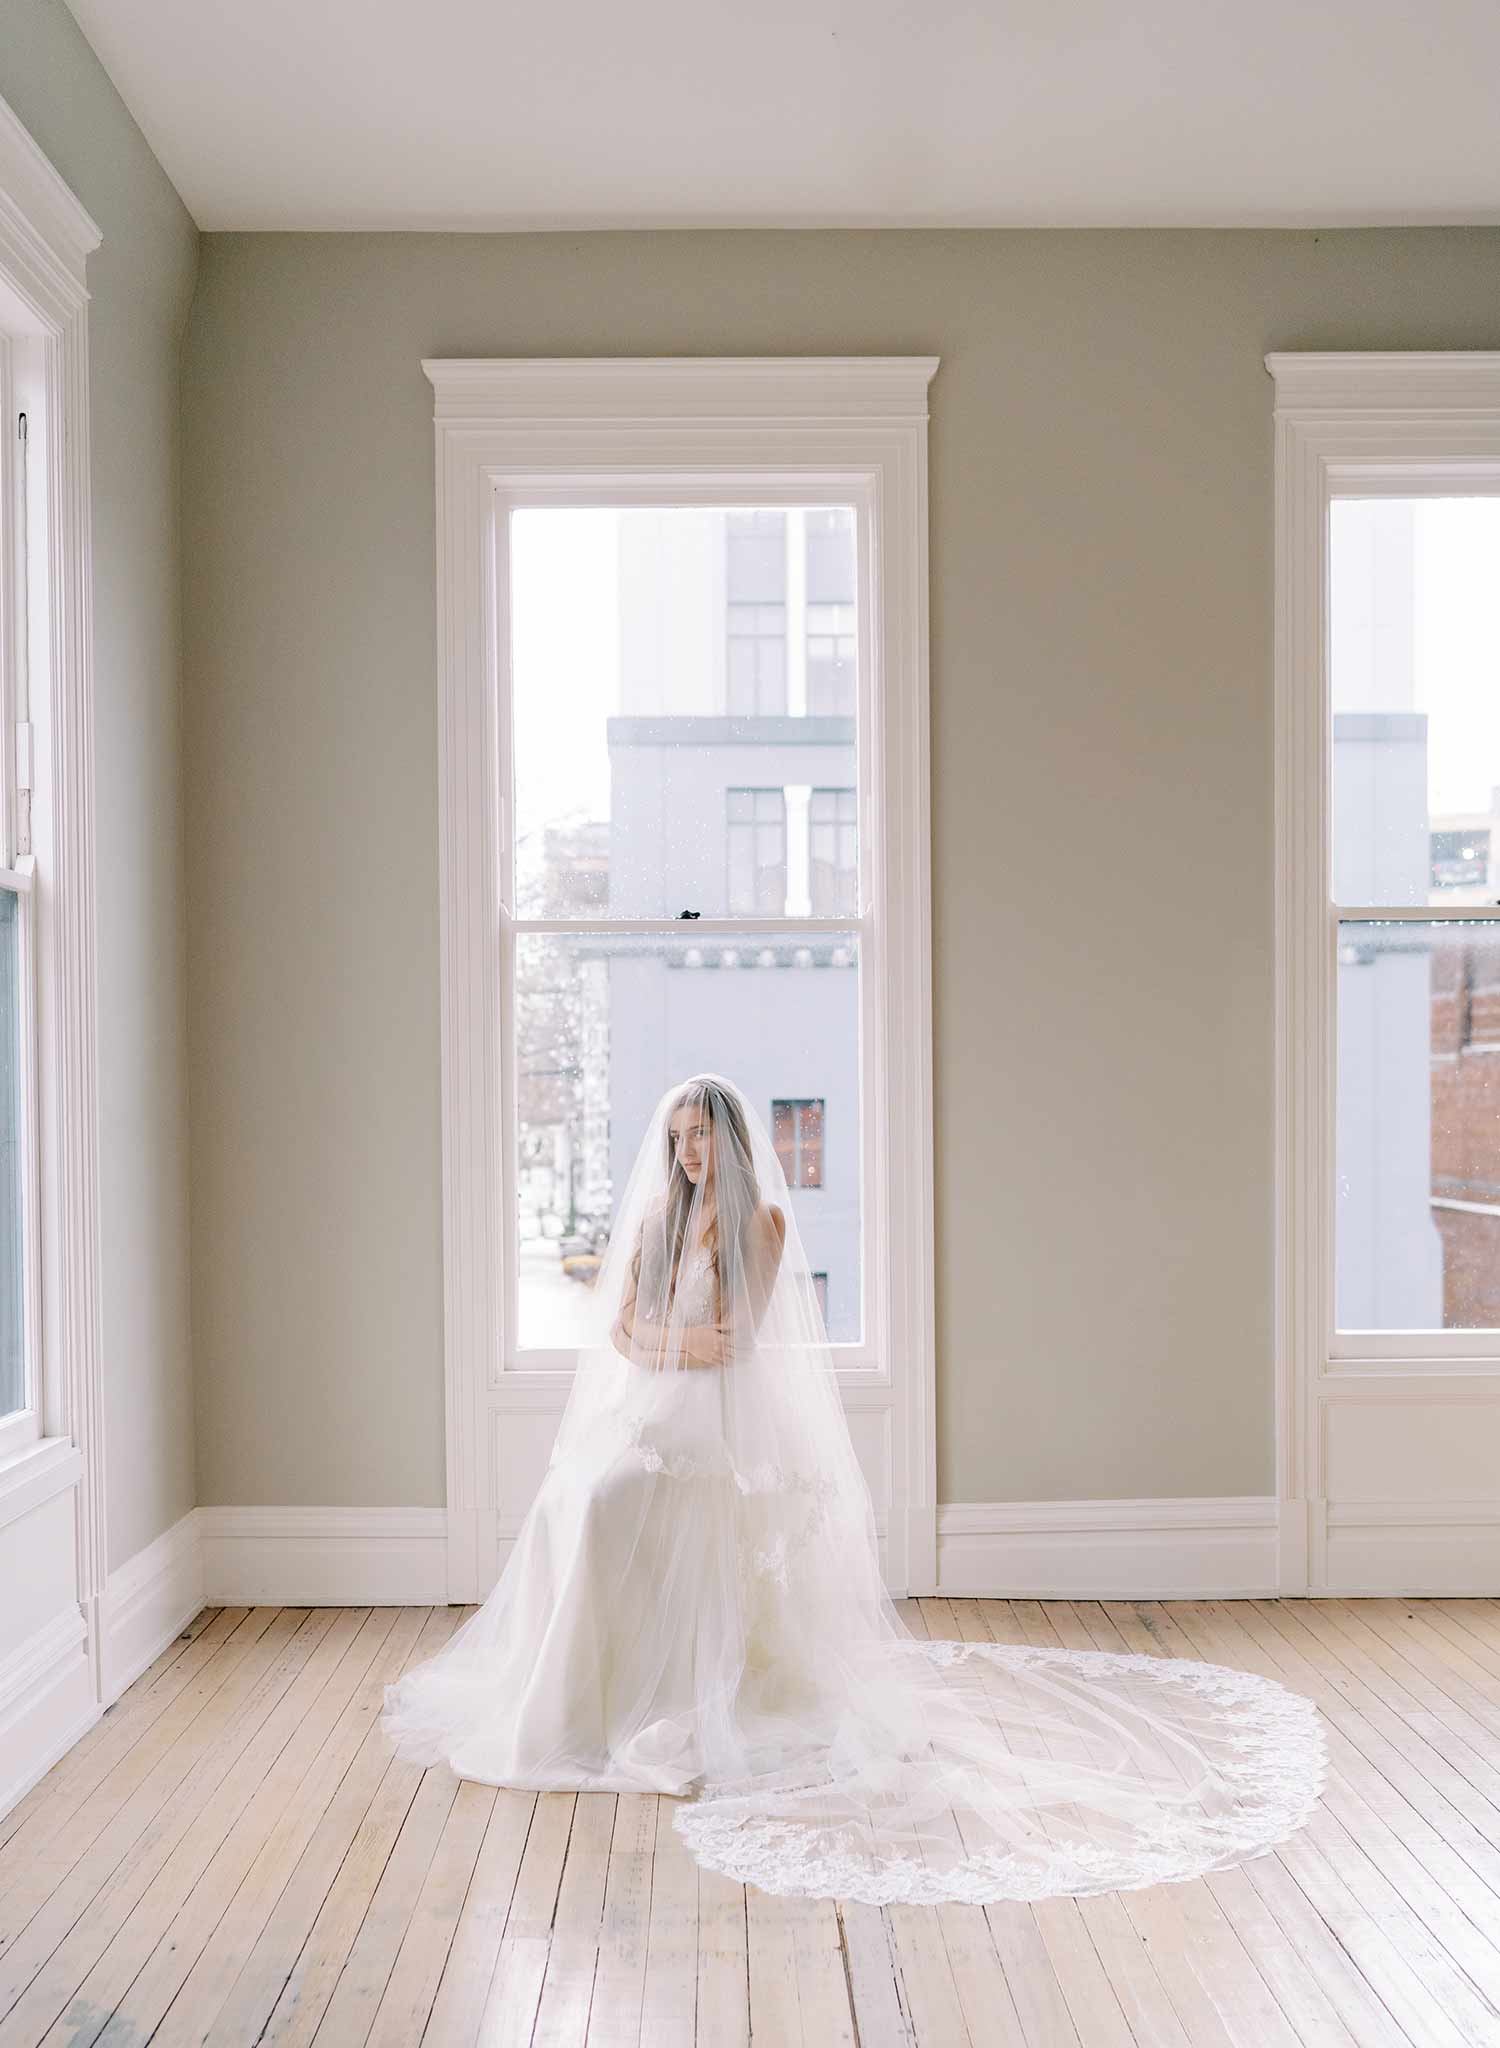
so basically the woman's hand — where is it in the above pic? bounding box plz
[687,1321,737,1368]
[614,1319,732,1368]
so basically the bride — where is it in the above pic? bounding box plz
[380,1073,1326,1905]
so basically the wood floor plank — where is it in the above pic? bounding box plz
[470,1788,575,2048]
[579,1796,652,2048]
[364,1777,495,2047]
[837,1901,911,2048]
[639,1795,697,2048]
[531,1791,614,2048]
[746,1882,807,2048]
[420,1787,538,2048]
[694,1860,748,2048]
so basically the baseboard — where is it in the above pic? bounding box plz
[1319,1497,1500,1595]
[198,1506,449,1605]
[0,1606,98,1818]
[936,1497,1279,1599]
[86,1496,1500,1625]
[100,1509,205,1702]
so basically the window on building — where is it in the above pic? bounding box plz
[773,1097,825,1189]
[726,788,788,915]
[805,509,857,719]
[809,788,857,917]
[806,603,856,717]
[1431,826,1491,892]
[727,602,788,716]
[726,507,788,717]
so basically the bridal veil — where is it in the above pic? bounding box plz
[381,1073,1326,1905]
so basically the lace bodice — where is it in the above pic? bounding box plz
[673,1242,718,1323]
[638,1231,719,1326]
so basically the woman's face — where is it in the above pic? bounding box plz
[669,1101,713,1187]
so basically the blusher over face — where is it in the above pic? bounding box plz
[669,1099,713,1186]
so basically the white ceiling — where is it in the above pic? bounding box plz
[62,0,1500,232]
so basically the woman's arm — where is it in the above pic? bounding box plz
[611,1225,723,1368]
[732,1203,786,1355]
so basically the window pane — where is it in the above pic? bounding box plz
[0,892,23,1419]
[510,507,858,918]
[1337,917,1500,1331]
[514,928,862,1348]
[1330,498,1500,908]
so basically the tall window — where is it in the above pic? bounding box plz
[0,355,39,1459]
[429,356,938,1599]
[726,788,787,915]
[1271,352,1500,1596]
[773,1098,825,1189]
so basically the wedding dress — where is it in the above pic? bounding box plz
[380,1075,1327,1906]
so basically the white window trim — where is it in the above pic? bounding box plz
[427,356,939,1600]
[0,95,106,1658]
[1269,350,1500,1592]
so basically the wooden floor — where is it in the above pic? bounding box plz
[2,1596,1500,2046]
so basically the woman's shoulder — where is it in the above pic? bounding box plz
[755,1200,786,1244]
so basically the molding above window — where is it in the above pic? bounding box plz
[0,90,101,318]
[1267,351,1500,417]
[422,355,939,425]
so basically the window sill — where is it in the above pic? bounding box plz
[0,1436,82,1531]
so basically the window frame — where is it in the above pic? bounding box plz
[1270,350,1500,1590]
[0,103,106,1724]
[428,356,939,1598]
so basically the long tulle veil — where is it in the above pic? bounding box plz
[382,1073,1327,1904]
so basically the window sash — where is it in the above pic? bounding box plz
[494,478,881,1372]
[0,343,41,1454]
[1320,477,1500,1365]
[0,862,40,1459]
